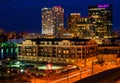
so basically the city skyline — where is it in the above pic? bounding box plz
[0,1,120,83]
[0,0,119,32]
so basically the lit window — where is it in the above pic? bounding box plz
[33,53,36,56]
[58,50,61,53]
[33,42,36,45]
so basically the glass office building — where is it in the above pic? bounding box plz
[88,4,112,38]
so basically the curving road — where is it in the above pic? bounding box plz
[75,67,120,83]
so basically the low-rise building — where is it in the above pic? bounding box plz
[17,38,98,66]
[0,42,17,60]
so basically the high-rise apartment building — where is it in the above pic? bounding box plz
[88,4,112,38]
[52,6,64,37]
[41,6,64,37]
[42,8,53,35]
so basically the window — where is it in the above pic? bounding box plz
[33,53,36,56]
[58,50,61,53]
[33,47,36,52]
[27,53,31,56]
[33,42,36,45]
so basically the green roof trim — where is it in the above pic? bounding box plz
[0,42,17,47]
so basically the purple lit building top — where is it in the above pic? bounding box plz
[98,4,109,8]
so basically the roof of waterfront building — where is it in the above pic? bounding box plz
[29,38,90,42]
[24,38,97,45]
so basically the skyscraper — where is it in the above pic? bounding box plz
[41,6,64,36]
[52,6,64,37]
[67,13,81,29]
[42,8,53,35]
[88,4,112,38]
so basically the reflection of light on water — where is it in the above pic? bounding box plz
[37,65,63,70]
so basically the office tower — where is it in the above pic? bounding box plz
[41,6,64,37]
[88,4,112,38]
[67,13,81,29]
[76,16,95,38]
[67,13,81,38]
[67,13,95,38]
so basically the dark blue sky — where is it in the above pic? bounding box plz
[0,0,120,33]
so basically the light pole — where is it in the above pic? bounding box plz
[45,67,49,83]
[8,59,11,83]
[35,47,38,83]
[79,67,81,80]
[67,66,69,83]
[76,57,82,80]
[34,64,36,83]
[92,61,94,76]
[47,71,49,83]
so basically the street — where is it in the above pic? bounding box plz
[28,60,120,83]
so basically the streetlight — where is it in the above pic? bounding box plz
[79,67,81,80]
[76,57,82,81]
[8,59,11,83]
[67,66,69,83]
[66,65,71,83]
[92,61,94,76]
[77,66,82,80]
[34,64,37,83]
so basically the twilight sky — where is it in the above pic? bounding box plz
[0,0,120,33]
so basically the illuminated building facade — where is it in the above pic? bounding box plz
[67,13,81,29]
[52,6,64,37]
[17,38,97,66]
[42,8,53,35]
[0,42,18,59]
[42,6,64,37]
[75,16,95,38]
[98,44,120,62]
[67,13,95,38]
[88,4,112,38]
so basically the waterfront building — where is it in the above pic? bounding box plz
[17,38,97,66]
[88,4,112,38]
[0,42,18,59]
